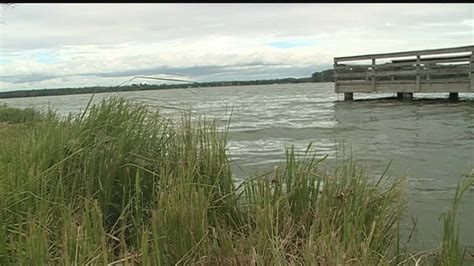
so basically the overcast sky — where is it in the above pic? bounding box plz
[0,3,473,91]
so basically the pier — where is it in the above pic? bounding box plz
[334,45,474,101]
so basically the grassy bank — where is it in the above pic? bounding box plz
[0,103,50,124]
[0,97,471,265]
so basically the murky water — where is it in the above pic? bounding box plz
[1,82,473,250]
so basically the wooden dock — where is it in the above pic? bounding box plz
[334,45,474,100]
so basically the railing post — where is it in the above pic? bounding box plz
[372,58,376,91]
[471,51,474,91]
[416,55,420,91]
[426,63,431,81]
[334,59,339,92]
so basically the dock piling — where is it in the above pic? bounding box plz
[344,92,353,101]
[449,92,459,100]
[397,93,413,100]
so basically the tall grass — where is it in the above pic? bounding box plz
[436,176,473,265]
[0,103,48,124]
[0,97,470,265]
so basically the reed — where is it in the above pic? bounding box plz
[0,97,470,265]
[436,175,473,265]
[0,103,51,124]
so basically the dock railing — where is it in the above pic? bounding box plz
[334,45,474,99]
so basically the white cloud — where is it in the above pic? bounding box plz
[0,3,472,91]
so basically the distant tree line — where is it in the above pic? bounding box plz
[0,70,335,99]
[311,69,334,82]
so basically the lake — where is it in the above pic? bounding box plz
[1,82,473,251]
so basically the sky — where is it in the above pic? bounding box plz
[0,3,473,91]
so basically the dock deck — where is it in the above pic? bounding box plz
[334,45,474,100]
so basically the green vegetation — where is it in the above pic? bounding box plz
[0,70,335,99]
[0,97,471,265]
[0,104,48,124]
[436,177,472,265]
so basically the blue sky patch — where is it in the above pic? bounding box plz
[0,57,11,65]
[267,39,317,49]
[34,50,60,64]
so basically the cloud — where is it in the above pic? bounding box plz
[0,3,472,91]
[1,74,58,84]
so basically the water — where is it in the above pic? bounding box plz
[1,82,473,251]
